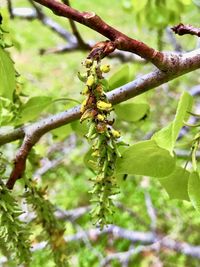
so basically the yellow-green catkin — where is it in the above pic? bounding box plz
[79,59,122,229]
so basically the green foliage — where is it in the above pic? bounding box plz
[15,96,53,124]
[188,172,200,212]
[115,102,149,122]
[116,139,176,177]
[158,166,190,201]
[123,0,194,29]
[108,64,134,90]
[0,47,15,100]
[24,180,69,267]
[152,91,193,153]
[0,97,16,126]
[0,180,31,265]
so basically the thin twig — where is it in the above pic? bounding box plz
[33,0,166,69]
[13,4,76,44]
[3,46,200,188]
[172,23,200,37]
[7,0,14,19]
[144,192,157,231]
[166,27,182,52]
[65,225,200,259]
[62,0,88,48]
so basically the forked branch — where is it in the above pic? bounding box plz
[33,0,166,69]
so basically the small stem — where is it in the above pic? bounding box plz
[7,0,14,19]
[62,0,88,48]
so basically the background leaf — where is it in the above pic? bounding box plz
[152,91,193,153]
[188,172,200,212]
[108,64,133,90]
[15,96,52,125]
[115,102,149,122]
[0,47,15,100]
[115,140,176,177]
[159,166,190,201]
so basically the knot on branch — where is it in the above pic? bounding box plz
[88,40,116,60]
[172,23,200,37]
[83,11,96,19]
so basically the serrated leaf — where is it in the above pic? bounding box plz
[158,166,190,201]
[115,102,149,122]
[188,172,200,212]
[153,91,193,153]
[15,96,52,125]
[0,47,15,100]
[115,140,176,177]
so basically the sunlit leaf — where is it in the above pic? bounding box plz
[108,64,131,90]
[153,91,193,153]
[131,0,148,12]
[188,171,200,212]
[71,120,88,136]
[115,102,149,122]
[115,140,176,177]
[15,96,52,124]
[0,47,15,100]
[159,166,190,201]
[51,124,72,140]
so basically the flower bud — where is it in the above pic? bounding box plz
[100,64,110,73]
[97,101,112,111]
[86,75,95,87]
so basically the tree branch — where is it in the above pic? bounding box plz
[2,47,200,188]
[7,0,14,19]
[172,23,200,37]
[33,0,166,69]
[65,225,200,260]
[62,0,88,48]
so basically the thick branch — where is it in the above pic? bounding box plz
[6,133,41,189]
[33,0,165,69]
[3,48,200,188]
[1,47,200,148]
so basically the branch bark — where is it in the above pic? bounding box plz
[33,0,167,69]
[172,23,200,37]
[3,1,200,188]
[3,46,200,189]
[66,225,200,260]
[1,47,200,148]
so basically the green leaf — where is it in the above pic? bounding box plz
[0,47,15,100]
[83,149,98,172]
[180,0,192,4]
[158,166,190,201]
[71,120,88,136]
[15,96,52,124]
[108,64,131,90]
[115,102,149,122]
[188,171,200,212]
[153,91,193,153]
[115,140,176,177]
[131,0,148,12]
[51,124,72,140]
